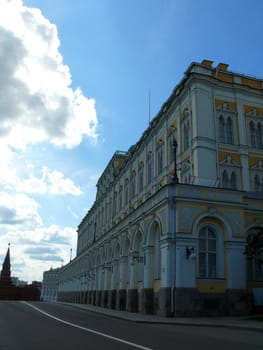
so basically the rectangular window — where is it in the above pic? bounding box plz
[169,139,175,164]
[157,148,163,175]
[138,167,144,193]
[147,154,152,185]
[198,227,217,279]
[124,181,129,206]
[130,172,136,199]
[113,192,117,217]
[119,188,122,210]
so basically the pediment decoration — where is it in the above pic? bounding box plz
[219,155,240,166]
[246,108,263,118]
[250,160,263,170]
[216,102,235,114]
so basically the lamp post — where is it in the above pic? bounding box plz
[172,138,179,184]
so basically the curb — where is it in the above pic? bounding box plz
[57,302,263,332]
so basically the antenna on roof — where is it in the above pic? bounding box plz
[148,88,151,125]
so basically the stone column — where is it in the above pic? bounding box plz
[117,255,127,310]
[144,246,153,288]
[127,251,138,312]
[240,151,250,191]
[226,241,246,289]
[160,237,173,288]
[109,259,118,309]
[142,246,154,314]
[119,255,127,289]
[159,236,174,316]
[129,251,137,289]
[102,264,110,307]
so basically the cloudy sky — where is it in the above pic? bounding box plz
[0,0,262,282]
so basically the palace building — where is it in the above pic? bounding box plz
[55,59,263,316]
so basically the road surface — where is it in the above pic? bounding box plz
[0,301,262,350]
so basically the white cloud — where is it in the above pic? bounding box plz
[43,166,83,195]
[0,192,42,228]
[0,144,83,196]
[0,0,98,149]
[0,225,77,282]
[15,166,83,196]
[0,1,96,283]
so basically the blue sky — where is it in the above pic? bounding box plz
[0,0,262,282]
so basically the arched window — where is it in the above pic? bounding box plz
[124,179,129,206]
[119,186,123,211]
[226,117,233,144]
[250,121,256,147]
[246,232,263,281]
[183,121,190,150]
[219,116,225,143]
[230,171,237,190]
[113,191,117,217]
[256,123,263,149]
[146,152,153,185]
[254,175,260,192]
[222,170,229,188]
[169,138,175,163]
[156,141,164,176]
[130,171,136,199]
[138,162,144,193]
[198,226,217,278]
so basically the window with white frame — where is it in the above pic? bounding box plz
[168,126,177,164]
[138,161,144,193]
[169,137,175,164]
[105,201,108,224]
[246,232,263,281]
[101,206,104,227]
[130,171,136,199]
[218,115,234,144]
[250,121,256,147]
[113,191,117,217]
[221,169,238,190]
[254,174,260,192]
[108,197,112,220]
[183,121,190,150]
[156,140,164,176]
[124,178,129,206]
[226,117,233,144]
[146,151,153,185]
[198,226,217,278]
[219,115,225,143]
[250,121,263,149]
[253,174,263,192]
[256,123,263,149]
[230,171,237,190]
[118,186,123,211]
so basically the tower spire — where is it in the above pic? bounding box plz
[0,244,11,285]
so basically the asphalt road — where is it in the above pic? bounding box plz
[0,301,262,350]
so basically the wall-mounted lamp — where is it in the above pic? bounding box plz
[186,246,196,260]
[104,264,112,272]
[131,255,144,265]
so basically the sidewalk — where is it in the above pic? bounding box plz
[60,302,263,332]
